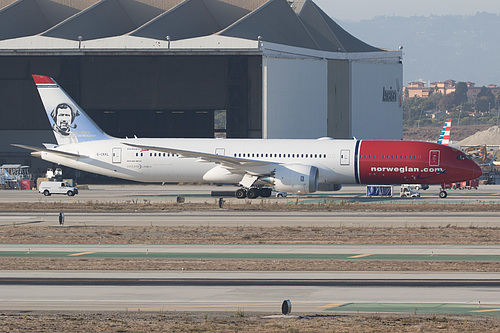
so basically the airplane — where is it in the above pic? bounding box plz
[12,75,483,199]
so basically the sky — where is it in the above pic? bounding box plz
[313,0,500,21]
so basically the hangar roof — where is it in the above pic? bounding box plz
[0,0,382,53]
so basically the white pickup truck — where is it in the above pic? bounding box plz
[39,181,78,196]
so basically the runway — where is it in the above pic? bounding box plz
[0,271,499,315]
[1,183,500,204]
[2,243,500,259]
[1,244,499,315]
[3,211,500,228]
[1,184,500,316]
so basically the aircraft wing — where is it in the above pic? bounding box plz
[124,143,273,171]
[11,144,83,159]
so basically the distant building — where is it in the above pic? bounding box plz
[405,81,433,98]
[467,82,500,99]
[430,80,456,96]
[405,80,500,100]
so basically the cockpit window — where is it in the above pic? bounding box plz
[457,154,471,161]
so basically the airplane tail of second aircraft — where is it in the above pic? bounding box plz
[438,118,451,146]
[32,75,112,146]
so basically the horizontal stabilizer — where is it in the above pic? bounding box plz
[11,144,82,159]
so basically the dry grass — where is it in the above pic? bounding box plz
[2,200,500,212]
[1,225,499,245]
[1,311,499,332]
[1,257,498,272]
[1,224,499,272]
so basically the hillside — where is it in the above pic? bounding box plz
[403,124,491,142]
[338,13,500,85]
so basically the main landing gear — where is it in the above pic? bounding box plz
[235,187,272,199]
[439,190,448,198]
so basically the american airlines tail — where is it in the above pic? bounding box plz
[437,118,451,145]
[32,75,111,146]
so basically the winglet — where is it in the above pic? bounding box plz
[32,74,56,85]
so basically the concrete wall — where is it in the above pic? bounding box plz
[327,59,351,139]
[262,56,328,139]
[350,61,403,140]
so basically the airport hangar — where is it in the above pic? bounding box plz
[0,0,403,175]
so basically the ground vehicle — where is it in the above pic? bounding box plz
[400,186,420,198]
[273,191,288,197]
[38,181,78,196]
[402,184,429,191]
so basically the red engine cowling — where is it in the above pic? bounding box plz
[263,164,319,194]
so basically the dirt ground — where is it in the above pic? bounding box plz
[1,225,499,272]
[1,257,498,272]
[1,311,499,333]
[1,225,498,245]
[2,201,500,212]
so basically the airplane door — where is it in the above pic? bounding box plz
[215,148,225,156]
[429,150,440,167]
[340,149,350,166]
[112,148,122,164]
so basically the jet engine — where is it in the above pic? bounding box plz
[262,164,319,194]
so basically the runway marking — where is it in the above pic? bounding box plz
[68,252,95,257]
[348,254,373,258]
[470,309,500,313]
[129,303,296,311]
[318,303,346,309]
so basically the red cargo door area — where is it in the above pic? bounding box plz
[429,150,440,167]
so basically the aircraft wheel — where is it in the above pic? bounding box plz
[261,188,272,198]
[43,190,51,196]
[439,190,447,198]
[247,188,260,199]
[235,188,247,199]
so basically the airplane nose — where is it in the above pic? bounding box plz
[472,162,483,179]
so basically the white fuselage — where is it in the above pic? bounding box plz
[39,138,358,186]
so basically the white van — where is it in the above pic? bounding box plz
[39,181,78,196]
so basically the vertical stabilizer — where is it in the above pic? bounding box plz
[32,75,111,145]
[438,118,451,146]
